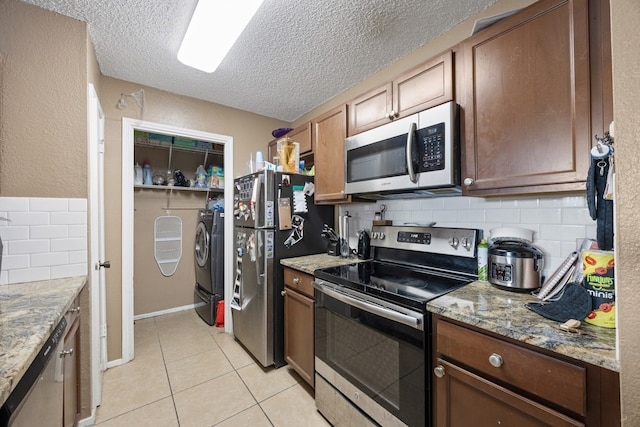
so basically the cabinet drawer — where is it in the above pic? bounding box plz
[283,268,314,298]
[436,319,586,416]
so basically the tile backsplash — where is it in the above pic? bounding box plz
[340,194,597,279]
[0,197,88,285]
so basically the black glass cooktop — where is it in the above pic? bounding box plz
[314,260,471,311]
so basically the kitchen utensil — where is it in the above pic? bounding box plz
[357,229,370,259]
[488,240,544,291]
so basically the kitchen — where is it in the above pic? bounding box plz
[0,0,639,426]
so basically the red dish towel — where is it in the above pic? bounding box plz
[215,300,225,327]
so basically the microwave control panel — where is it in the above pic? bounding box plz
[415,122,445,172]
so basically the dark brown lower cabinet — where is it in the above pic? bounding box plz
[433,315,620,427]
[435,359,583,427]
[283,267,315,387]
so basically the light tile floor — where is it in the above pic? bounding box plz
[94,309,330,426]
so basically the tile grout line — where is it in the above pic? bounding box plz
[153,317,183,426]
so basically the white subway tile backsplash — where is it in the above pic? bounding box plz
[0,197,88,285]
[51,238,86,252]
[2,254,30,270]
[9,267,50,284]
[7,212,49,226]
[0,197,30,211]
[340,194,597,278]
[68,225,88,238]
[69,199,88,212]
[31,252,69,267]
[30,225,69,239]
[561,208,592,225]
[51,211,86,225]
[521,208,562,224]
[51,263,87,279]
[69,250,87,264]
[0,226,29,241]
[30,198,68,212]
[9,240,50,255]
[443,197,471,210]
[485,208,520,223]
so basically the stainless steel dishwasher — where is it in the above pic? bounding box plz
[0,317,67,427]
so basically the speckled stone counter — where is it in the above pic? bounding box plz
[280,253,367,275]
[0,276,86,406]
[427,281,618,372]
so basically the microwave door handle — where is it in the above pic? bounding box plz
[406,122,418,183]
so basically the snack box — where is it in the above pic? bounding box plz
[582,250,615,328]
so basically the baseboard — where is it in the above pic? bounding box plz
[133,303,195,321]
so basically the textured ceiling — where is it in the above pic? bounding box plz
[22,0,497,122]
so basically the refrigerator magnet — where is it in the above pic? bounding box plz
[278,197,292,230]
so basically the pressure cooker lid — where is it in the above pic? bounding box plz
[489,241,544,258]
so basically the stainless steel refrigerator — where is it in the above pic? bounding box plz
[231,170,334,367]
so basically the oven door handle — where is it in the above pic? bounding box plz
[314,281,423,330]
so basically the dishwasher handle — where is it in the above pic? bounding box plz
[314,280,423,331]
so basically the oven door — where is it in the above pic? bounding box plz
[314,280,427,427]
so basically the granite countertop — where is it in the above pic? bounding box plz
[0,277,87,406]
[427,281,618,372]
[280,253,367,275]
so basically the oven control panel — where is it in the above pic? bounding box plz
[371,225,480,258]
[397,231,431,245]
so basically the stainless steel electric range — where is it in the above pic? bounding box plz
[313,224,482,427]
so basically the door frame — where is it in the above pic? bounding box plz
[121,118,234,362]
[87,83,106,410]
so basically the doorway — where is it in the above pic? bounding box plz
[121,118,234,363]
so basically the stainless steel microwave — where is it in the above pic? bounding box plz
[344,101,460,199]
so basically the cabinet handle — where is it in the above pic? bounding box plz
[281,290,286,296]
[434,365,446,378]
[463,177,474,186]
[293,277,300,285]
[60,348,74,358]
[387,110,398,120]
[489,353,503,368]
[68,306,80,314]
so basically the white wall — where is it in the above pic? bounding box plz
[0,197,88,284]
[341,194,595,279]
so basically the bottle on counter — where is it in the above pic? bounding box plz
[143,161,153,185]
[134,162,143,185]
[477,238,489,282]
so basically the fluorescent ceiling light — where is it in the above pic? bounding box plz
[178,0,264,73]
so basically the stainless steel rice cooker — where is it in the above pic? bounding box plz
[488,240,544,290]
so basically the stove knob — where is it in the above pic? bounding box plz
[461,237,472,251]
[371,232,378,240]
[448,237,459,249]
[378,232,385,240]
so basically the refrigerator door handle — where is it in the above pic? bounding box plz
[252,173,267,228]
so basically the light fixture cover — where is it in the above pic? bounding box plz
[178,0,264,73]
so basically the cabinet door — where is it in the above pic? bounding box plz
[393,50,453,119]
[284,286,315,387]
[434,359,584,427]
[63,318,79,427]
[461,0,591,196]
[348,83,393,136]
[288,122,313,154]
[313,104,350,203]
